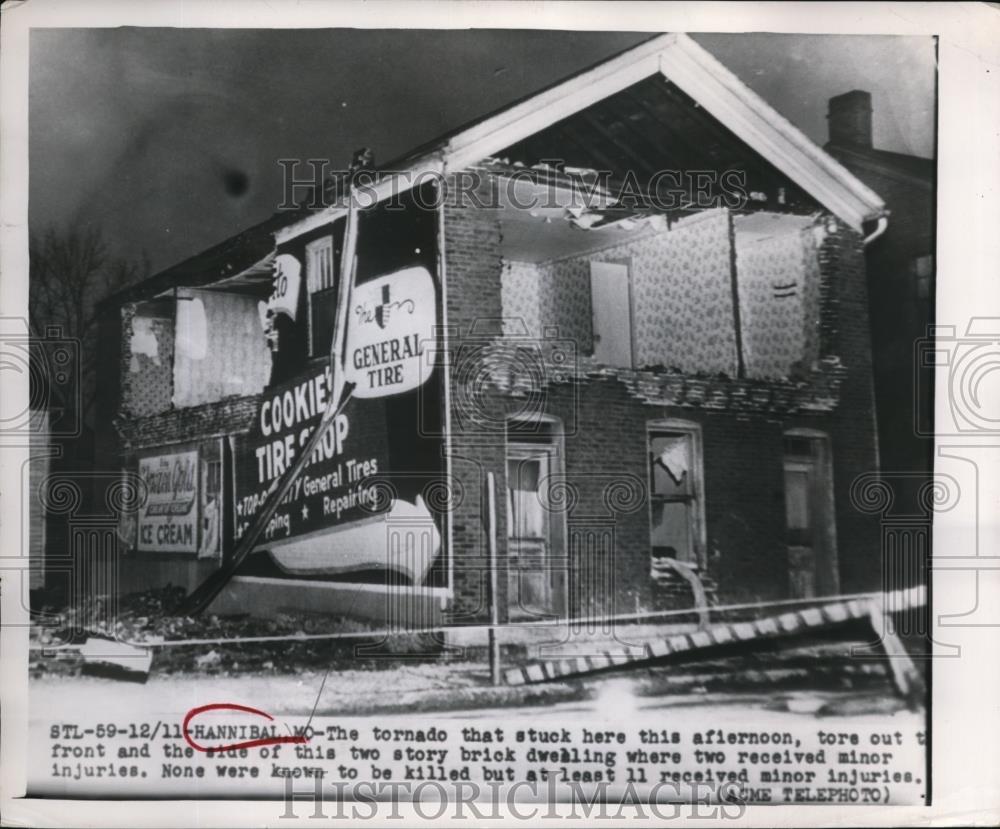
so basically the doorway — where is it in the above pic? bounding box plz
[506,436,566,619]
[783,431,839,597]
[589,260,633,367]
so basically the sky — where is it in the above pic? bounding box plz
[29,29,936,274]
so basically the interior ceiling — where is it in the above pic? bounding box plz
[498,204,814,264]
[493,173,818,265]
[497,197,668,263]
[733,211,817,244]
[498,75,818,217]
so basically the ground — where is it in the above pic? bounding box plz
[29,651,914,717]
[28,585,923,715]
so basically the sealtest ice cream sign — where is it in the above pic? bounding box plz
[137,449,199,553]
[345,266,436,398]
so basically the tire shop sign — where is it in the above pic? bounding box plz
[233,367,390,545]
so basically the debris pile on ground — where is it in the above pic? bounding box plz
[30,586,441,679]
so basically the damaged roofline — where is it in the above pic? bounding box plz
[276,32,886,247]
[655,34,887,232]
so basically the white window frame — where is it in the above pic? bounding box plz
[645,418,707,571]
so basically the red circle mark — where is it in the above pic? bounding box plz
[182,702,309,753]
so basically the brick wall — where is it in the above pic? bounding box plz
[443,178,506,619]
[118,395,259,452]
[115,404,251,596]
[832,158,934,479]
[814,219,883,592]
[443,193,882,621]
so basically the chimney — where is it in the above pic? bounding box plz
[827,90,873,149]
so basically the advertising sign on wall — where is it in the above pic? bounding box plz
[236,184,447,582]
[137,449,200,553]
[267,253,302,320]
[232,364,391,545]
[345,266,436,398]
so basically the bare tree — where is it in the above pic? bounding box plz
[29,222,149,430]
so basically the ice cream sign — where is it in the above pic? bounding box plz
[345,266,436,398]
[137,449,199,553]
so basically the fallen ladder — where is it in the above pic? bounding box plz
[503,587,926,707]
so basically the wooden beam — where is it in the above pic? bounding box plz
[446,41,669,170]
[550,123,626,183]
[620,85,716,174]
[867,601,925,710]
[596,94,687,171]
[659,36,884,230]
[503,588,927,687]
[727,210,746,378]
[577,110,660,180]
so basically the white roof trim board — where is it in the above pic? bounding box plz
[656,35,886,232]
[276,33,885,244]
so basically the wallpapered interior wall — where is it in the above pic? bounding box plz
[501,209,821,380]
[734,225,822,379]
[126,311,175,417]
[172,289,272,408]
[502,209,737,375]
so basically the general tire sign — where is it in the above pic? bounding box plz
[345,265,436,398]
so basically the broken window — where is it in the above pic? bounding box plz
[647,421,703,577]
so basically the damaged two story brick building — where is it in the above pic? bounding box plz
[95,33,890,628]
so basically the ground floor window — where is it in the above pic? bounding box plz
[647,420,704,580]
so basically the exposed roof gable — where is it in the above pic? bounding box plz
[279,32,885,245]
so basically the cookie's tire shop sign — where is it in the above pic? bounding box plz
[233,256,442,581]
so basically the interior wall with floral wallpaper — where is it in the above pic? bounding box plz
[734,224,822,380]
[502,208,737,375]
[124,307,175,417]
[501,208,822,381]
[611,208,736,375]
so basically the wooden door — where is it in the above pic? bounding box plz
[506,444,566,619]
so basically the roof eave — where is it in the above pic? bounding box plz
[272,31,888,247]
[660,34,886,231]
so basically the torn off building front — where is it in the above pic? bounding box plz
[93,33,892,629]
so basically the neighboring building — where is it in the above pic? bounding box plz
[824,89,935,481]
[95,34,889,626]
[28,407,50,593]
[825,89,935,596]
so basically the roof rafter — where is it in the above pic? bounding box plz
[278,32,886,245]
